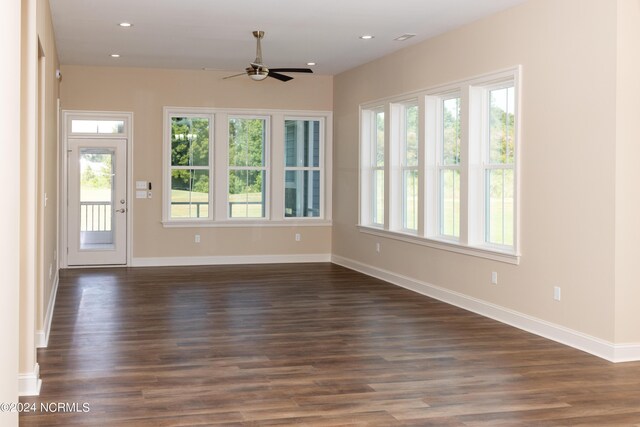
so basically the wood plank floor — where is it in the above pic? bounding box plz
[19,263,640,426]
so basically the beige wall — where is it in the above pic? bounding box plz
[333,0,621,342]
[1,0,22,422]
[36,0,60,337]
[60,66,333,259]
[19,0,59,382]
[614,0,640,343]
[20,0,38,381]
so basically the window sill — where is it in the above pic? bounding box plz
[162,219,332,228]
[357,225,520,265]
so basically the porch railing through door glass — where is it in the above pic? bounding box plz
[80,201,112,231]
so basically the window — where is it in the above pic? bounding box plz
[228,117,268,219]
[485,85,515,247]
[169,115,212,219]
[163,108,332,226]
[369,110,385,226]
[401,104,418,231]
[359,67,520,263]
[439,96,461,239]
[284,118,323,218]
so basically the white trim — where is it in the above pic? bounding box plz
[358,225,519,265]
[359,66,521,264]
[18,364,41,397]
[163,107,333,225]
[60,110,134,268]
[330,255,640,363]
[36,270,59,348]
[132,253,331,267]
[360,66,521,110]
[162,220,332,228]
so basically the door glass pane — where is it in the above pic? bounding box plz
[72,120,124,134]
[285,170,320,217]
[79,149,115,250]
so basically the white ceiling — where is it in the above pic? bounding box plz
[49,0,526,76]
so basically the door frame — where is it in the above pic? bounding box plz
[60,110,133,268]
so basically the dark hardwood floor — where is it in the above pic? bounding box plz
[19,263,640,426]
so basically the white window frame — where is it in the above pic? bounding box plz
[360,107,386,228]
[163,110,215,222]
[358,67,521,264]
[283,116,325,220]
[389,101,420,234]
[162,107,332,227]
[227,115,270,220]
[478,81,518,251]
[436,94,462,241]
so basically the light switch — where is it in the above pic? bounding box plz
[136,181,148,190]
[136,190,147,199]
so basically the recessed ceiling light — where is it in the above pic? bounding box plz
[306,62,316,66]
[359,35,374,40]
[118,22,133,27]
[394,33,416,41]
[110,54,121,58]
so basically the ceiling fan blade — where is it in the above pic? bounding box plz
[222,72,247,80]
[268,72,294,82]
[269,68,313,74]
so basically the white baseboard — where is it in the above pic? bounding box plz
[132,253,331,267]
[36,270,59,348]
[18,363,41,397]
[331,255,640,363]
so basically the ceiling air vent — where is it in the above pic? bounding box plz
[394,33,416,41]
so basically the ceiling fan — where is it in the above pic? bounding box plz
[223,31,313,82]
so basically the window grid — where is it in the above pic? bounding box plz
[284,118,323,218]
[228,116,269,219]
[359,68,519,259]
[169,115,212,220]
[401,104,418,231]
[438,96,461,239]
[371,110,385,226]
[484,85,515,247]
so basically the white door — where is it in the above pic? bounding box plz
[67,138,127,265]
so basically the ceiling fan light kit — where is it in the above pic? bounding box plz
[247,67,269,81]
[223,30,313,82]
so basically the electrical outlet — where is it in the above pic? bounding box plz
[491,271,498,285]
[295,233,301,241]
[376,242,381,253]
[554,286,561,301]
[195,234,200,243]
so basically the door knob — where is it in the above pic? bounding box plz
[115,208,126,213]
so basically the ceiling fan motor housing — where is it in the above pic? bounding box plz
[223,30,313,82]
